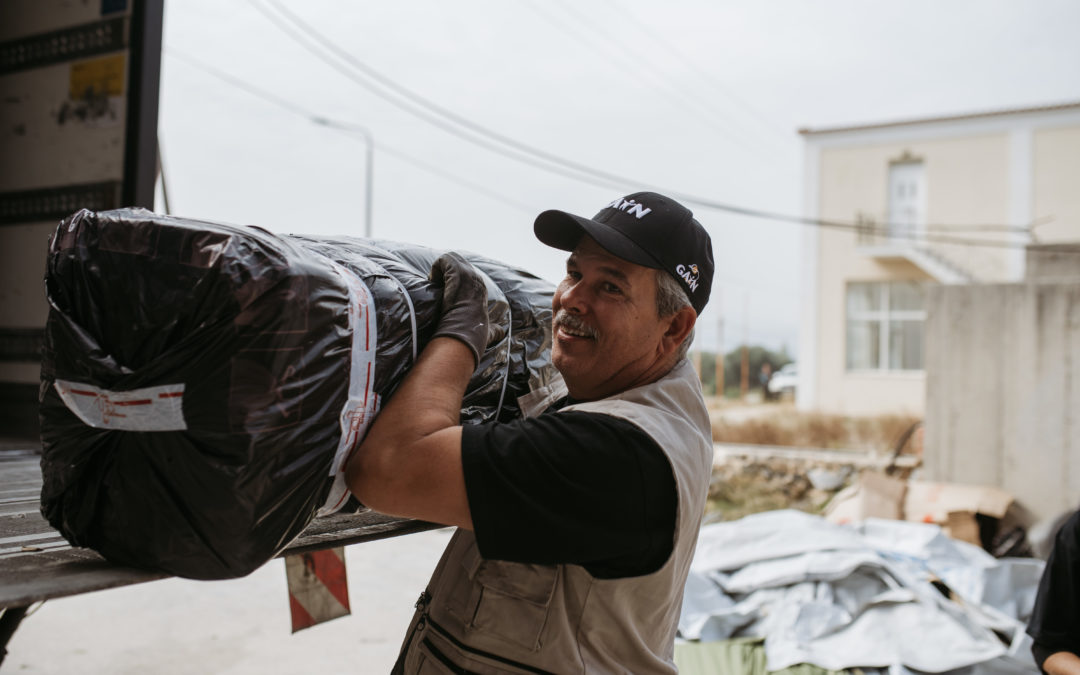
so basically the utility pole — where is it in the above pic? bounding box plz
[740,292,749,399]
[715,288,724,398]
[359,127,374,238]
[740,345,749,399]
[313,118,374,237]
[156,138,171,215]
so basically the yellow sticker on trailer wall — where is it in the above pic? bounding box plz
[69,53,126,99]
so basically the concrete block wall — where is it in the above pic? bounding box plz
[924,281,1080,524]
[1026,243,1080,280]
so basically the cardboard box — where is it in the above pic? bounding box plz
[904,481,1013,546]
[825,474,1014,547]
[824,472,906,524]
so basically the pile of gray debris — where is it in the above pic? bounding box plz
[677,509,1042,674]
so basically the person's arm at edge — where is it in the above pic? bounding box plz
[344,336,475,530]
[1044,651,1080,675]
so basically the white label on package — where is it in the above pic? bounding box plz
[54,379,187,431]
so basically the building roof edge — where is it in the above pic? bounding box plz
[798,100,1080,136]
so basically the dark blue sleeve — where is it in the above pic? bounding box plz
[460,410,677,579]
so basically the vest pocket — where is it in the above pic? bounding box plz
[416,638,468,674]
[422,616,556,675]
[441,537,559,653]
[470,559,559,651]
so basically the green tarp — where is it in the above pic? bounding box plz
[675,638,862,675]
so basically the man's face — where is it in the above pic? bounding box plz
[551,236,670,401]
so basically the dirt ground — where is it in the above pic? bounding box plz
[705,401,921,522]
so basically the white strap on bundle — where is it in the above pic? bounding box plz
[318,260,381,516]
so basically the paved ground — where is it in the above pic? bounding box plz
[7,528,454,674]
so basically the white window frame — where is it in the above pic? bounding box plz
[846,282,926,373]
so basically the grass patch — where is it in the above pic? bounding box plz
[710,406,920,453]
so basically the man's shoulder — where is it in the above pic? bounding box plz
[560,360,708,426]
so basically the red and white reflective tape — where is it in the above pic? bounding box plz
[54,379,186,431]
[284,547,351,632]
[318,261,380,516]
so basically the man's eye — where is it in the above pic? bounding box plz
[603,282,622,294]
[565,270,582,281]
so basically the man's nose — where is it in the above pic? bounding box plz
[558,280,588,314]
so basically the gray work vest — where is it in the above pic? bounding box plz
[395,359,713,674]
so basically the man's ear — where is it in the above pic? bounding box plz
[660,307,696,356]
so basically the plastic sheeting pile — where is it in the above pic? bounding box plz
[679,510,1044,674]
[39,208,559,580]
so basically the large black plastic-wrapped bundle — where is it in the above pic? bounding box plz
[39,208,559,580]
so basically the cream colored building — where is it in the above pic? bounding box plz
[798,102,1080,415]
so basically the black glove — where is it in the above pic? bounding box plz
[429,253,490,366]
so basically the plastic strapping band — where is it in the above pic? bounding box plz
[494,308,512,418]
[318,261,380,516]
[383,271,418,363]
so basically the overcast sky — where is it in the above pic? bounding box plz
[156,0,1080,356]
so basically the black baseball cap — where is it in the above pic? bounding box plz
[534,191,714,314]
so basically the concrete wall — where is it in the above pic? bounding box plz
[1034,126,1080,245]
[1026,243,1080,280]
[924,281,1080,523]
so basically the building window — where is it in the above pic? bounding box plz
[887,160,926,242]
[846,281,926,371]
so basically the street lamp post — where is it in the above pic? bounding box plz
[315,118,374,238]
[357,126,374,239]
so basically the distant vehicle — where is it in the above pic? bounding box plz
[768,363,797,397]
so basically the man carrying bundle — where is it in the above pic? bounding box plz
[346,191,715,674]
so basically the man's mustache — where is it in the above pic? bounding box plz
[554,310,598,339]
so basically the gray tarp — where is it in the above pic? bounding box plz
[679,510,1043,674]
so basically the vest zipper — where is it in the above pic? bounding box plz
[422,615,555,675]
[394,590,432,673]
[412,590,432,639]
[415,590,432,612]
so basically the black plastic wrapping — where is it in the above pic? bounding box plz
[39,208,556,580]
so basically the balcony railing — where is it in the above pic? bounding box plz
[854,214,924,248]
[853,213,974,283]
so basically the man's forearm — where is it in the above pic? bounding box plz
[345,337,476,528]
[366,336,475,442]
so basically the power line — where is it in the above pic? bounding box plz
[522,0,791,163]
[715,275,798,298]
[244,1,1051,251]
[249,0,628,193]
[597,0,794,142]
[165,49,539,217]
[168,50,817,296]
[543,0,796,158]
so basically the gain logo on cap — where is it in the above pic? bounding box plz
[605,197,653,219]
[675,263,700,292]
